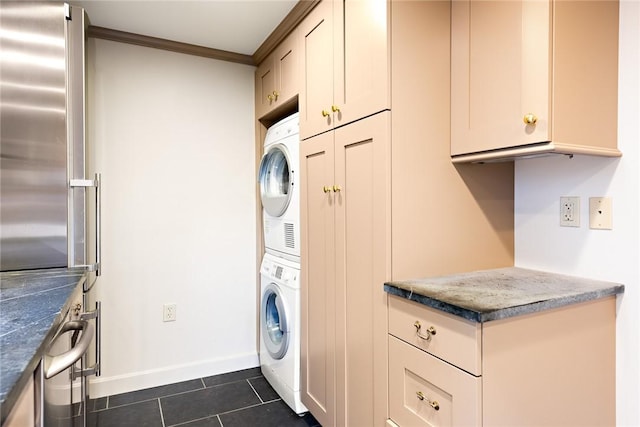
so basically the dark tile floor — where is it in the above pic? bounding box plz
[78,367,320,427]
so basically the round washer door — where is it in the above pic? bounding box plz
[261,283,289,359]
[258,144,293,217]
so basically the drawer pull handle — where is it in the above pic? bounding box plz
[416,391,440,411]
[414,321,436,341]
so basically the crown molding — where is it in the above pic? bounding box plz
[87,26,255,66]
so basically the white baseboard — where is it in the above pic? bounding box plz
[88,352,259,399]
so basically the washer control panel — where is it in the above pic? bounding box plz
[261,256,300,287]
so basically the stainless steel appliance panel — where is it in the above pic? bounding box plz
[0,2,68,271]
[67,3,88,270]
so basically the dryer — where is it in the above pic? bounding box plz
[259,253,307,415]
[258,112,300,262]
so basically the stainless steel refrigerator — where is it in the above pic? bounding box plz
[1,2,101,426]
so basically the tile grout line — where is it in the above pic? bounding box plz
[99,382,211,411]
[158,398,167,427]
[246,378,264,404]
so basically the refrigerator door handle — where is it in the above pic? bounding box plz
[70,172,101,276]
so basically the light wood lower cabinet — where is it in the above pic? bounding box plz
[389,337,481,427]
[300,112,390,427]
[388,295,617,427]
[4,373,36,427]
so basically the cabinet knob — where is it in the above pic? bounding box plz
[414,321,436,341]
[267,94,274,101]
[416,392,440,411]
[331,105,340,113]
[322,110,330,117]
[332,185,341,193]
[523,113,538,125]
[272,90,279,100]
[323,186,332,193]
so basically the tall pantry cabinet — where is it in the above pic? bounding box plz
[300,113,391,427]
[258,0,515,426]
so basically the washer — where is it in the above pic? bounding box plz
[259,252,307,414]
[258,112,300,262]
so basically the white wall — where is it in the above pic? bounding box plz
[87,39,257,397]
[514,1,640,424]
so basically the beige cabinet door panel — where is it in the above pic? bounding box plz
[300,0,335,139]
[255,29,301,119]
[451,0,550,156]
[334,112,390,427]
[255,56,276,119]
[334,0,390,129]
[451,0,619,160]
[300,131,336,427]
[274,28,300,107]
[301,0,390,140]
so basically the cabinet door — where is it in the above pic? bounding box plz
[300,131,336,427]
[334,112,390,427]
[334,0,390,129]
[274,27,300,109]
[300,0,335,139]
[255,55,276,119]
[451,0,550,156]
[255,29,300,119]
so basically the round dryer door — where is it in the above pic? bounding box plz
[258,144,293,217]
[261,283,289,359]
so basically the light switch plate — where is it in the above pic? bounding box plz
[589,197,612,230]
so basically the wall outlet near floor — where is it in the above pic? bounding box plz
[560,196,580,227]
[589,197,612,230]
[163,303,177,322]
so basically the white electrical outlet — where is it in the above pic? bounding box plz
[163,304,177,322]
[560,196,580,227]
[589,197,612,230]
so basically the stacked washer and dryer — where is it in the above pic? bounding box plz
[257,112,307,414]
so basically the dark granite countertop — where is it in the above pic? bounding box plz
[384,267,624,323]
[0,268,86,424]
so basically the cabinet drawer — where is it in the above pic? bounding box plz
[388,296,481,375]
[389,336,481,427]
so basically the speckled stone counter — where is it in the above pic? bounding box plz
[0,268,86,424]
[384,267,624,322]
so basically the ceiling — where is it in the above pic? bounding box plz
[72,1,298,56]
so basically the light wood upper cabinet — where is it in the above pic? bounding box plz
[300,112,390,427]
[255,27,300,119]
[299,0,390,140]
[451,0,620,162]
